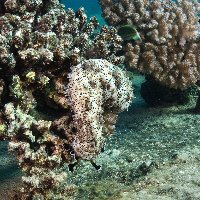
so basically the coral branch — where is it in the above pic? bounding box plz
[100,0,200,90]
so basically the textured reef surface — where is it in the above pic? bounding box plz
[100,0,200,90]
[0,0,133,198]
[1,0,200,199]
[1,74,200,199]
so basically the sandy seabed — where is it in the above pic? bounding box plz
[1,74,200,200]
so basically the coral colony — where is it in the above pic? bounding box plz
[0,0,200,199]
[0,0,133,198]
[100,0,200,90]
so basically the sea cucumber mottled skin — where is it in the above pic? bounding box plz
[67,59,134,160]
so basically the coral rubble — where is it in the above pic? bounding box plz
[99,0,200,90]
[0,0,134,199]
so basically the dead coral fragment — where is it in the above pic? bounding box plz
[67,59,134,160]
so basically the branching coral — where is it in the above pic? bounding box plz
[3,59,134,198]
[99,0,200,90]
[4,76,77,199]
[0,0,134,198]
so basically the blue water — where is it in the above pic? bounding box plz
[61,0,178,26]
[62,0,105,26]
[62,0,100,14]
